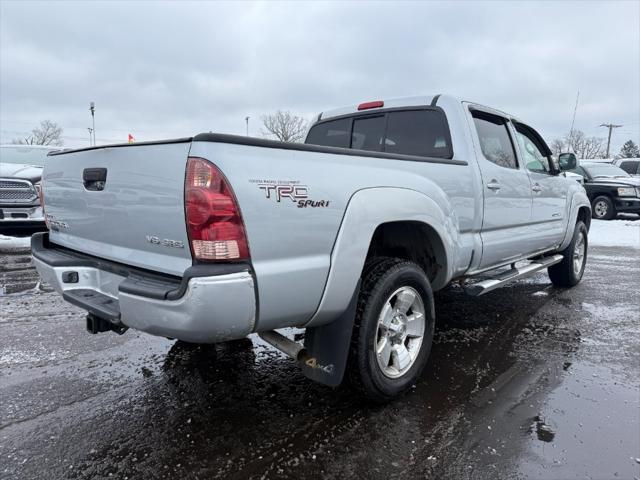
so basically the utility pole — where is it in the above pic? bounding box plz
[87,128,93,146]
[245,116,250,136]
[90,102,96,146]
[599,123,622,158]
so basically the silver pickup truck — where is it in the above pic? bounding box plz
[32,95,591,401]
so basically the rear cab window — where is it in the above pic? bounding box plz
[385,110,452,158]
[351,116,385,151]
[305,118,350,148]
[305,108,453,160]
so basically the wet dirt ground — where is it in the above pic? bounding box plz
[1,240,639,479]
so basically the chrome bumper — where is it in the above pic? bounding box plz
[32,257,256,343]
[0,205,44,222]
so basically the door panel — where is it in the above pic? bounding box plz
[514,125,567,251]
[527,172,567,249]
[470,110,533,268]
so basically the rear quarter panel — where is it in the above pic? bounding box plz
[188,134,478,331]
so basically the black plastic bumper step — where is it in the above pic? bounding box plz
[63,289,121,322]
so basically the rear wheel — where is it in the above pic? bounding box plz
[347,257,435,402]
[592,195,615,220]
[548,221,588,287]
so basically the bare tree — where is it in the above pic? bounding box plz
[261,111,307,143]
[11,120,64,146]
[549,129,605,159]
[549,138,565,156]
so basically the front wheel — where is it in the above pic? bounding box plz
[347,257,435,402]
[548,221,588,287]
[592,195,615,220]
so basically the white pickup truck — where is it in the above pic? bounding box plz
[32,95,591,401]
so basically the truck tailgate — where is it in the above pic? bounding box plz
[43,141,193,276]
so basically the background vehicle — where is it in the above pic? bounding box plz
[564,171,585,185]
[614,158,640,177]
[568,161,640,219]
[32,95,591,401]
[0,144,52,235]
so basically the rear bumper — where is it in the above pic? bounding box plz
[31,233,256,343]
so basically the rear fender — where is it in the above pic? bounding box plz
[305,186,458,328]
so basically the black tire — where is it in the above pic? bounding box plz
[548,221,588,287]
[591,195,615,220]
[347,257,435,403]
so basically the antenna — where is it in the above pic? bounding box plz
[567,90,580,153]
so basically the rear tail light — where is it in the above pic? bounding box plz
[37,180,49,228]
[185,157,250,261]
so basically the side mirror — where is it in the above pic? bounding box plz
[558,153,577,171]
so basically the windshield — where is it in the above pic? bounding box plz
[583,163,630,178]
[0,146,51,166]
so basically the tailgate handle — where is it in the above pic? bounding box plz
[83,168,107,191]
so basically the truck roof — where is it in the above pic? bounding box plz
[316,94,514,123]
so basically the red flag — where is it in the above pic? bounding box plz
[128,134,135,143]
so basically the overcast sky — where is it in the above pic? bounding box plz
[1,0,639,153]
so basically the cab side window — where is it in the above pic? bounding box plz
[471,111,518,169]
[515,129,551,174]
[619,160,639,175]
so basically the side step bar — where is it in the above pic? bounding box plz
[464,254,564,296]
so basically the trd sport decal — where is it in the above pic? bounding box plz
[250,179,330,208]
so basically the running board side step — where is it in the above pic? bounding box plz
[464,255,564,296]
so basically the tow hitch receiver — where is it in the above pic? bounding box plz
[86,314,128,335]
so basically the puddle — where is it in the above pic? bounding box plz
[530,415,555,443]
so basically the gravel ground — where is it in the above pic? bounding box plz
[1,221,639,480]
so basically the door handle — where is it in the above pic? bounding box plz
[486,180,501,191]
[532,183,542,193]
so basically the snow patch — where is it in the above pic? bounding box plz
[0,346,68,366]
[588,219,639,248]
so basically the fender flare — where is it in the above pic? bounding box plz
[305,186,459,329]
[559,190,591,251]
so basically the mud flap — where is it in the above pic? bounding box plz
[302,280,360,387]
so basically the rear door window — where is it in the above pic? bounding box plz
[305,118,350,148]
[472,112,518,169]
[351,116,385,152]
